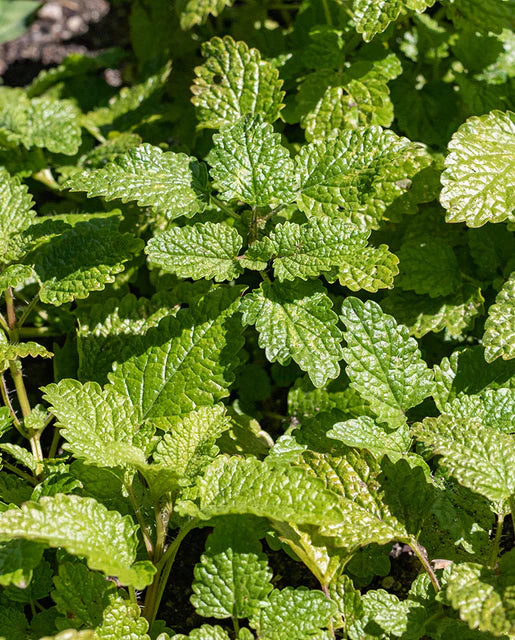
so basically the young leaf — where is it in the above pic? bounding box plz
[483,271,515,363]
[295,126,432,229]
[180,0,234,29]
[0,168,35,265]
[146,222,244,282]
[413,416,515,504]
[443,388,515,432]
[445,551,515,636]
[240,280,343,388]
[440,110,515,227]
[191,519,273,619]
[191,36,284,129]
[340,297,434,427]
[0,495,156,588]
[109,286,244,419]
[43,379,150,468]
[172,625,230,640]
[248,587,338,639]
[0,264,33,295]
[208,115,296,207]
[349,0,436,42]
[327,416,410,459]
[326,244,399,292]
[95,593,150,640]
[0,333,53,373]
[63,144,209,219]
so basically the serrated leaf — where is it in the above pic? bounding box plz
[0,88,81,155]
[0,495,156,588]
[443,388,515,432]
[397,238,460,298]
[341,297,433,427]
[483,272,515,362]
[191,36,284,129]
[172,625,230,640]
[382,286,484,339]
[241,279,343,388]
[295,126,432,229]
[249,587,337,640]
[27,216,143,306]
[0,333,53,373]
[109,286,244,419]
[440,110,515,227]
[0,264,33,295]
[0,443,37,472]
[153,405,230,477]
[349,0,436,42]
[193,455,345,525]
[413,416,515,504]
[0,606,27,640]
[326,244,399,292]
[449,0,515,34]
[96,593,150,639]
[63,144,209,219]
[327,416,409,458]
[179,0,234,29]
[40,631,96,640]
[208,115,296,207]
[52,562,116,629]
[191,520,273,619]
[43,379,150,468]
[445,552,515,636]
[0,168,35,266]
[146,222,244,282]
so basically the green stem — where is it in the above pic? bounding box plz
[489,512,505,567]
[410,540,440,593]
[126,480,154,557]
[1,373,21,429]
[2,459,37,485]
[17,294,39,330]
[260,270,271,283]
[129,586,138,605]
[510,498,515,540]
[321,0,333,25]
[18,327,59,338]
[233,616,240,636]
[0,313,9,333]
[211,195,241,220]
[47,425,61,459]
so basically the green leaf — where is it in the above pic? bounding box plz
[39,631,95,640]
[0,443,37,473]
[0,606,28,640]
[396,238,460,298]
[43,379,150,468]
[349,0,436,42]
[192,36,284,129]
[381,286,484,339]
[95,593,150,640]
[172,625,230,640]
[483,272,515,363]
[443,388,515,433]
[0,333,53,373]
[327,416,409,459]
[28,216,143,306]
[240,280,343,388]
[351,589,412,638]
[0,88,81,155]
[0,168,35,266]
[109,286,244,419]
[449,0,515,34]
[63,144,209,219]
[0,408,12,438]
[0,539,44,588]
[0,264,33,295]
[440,110,515,227]
[51,562,116,629]
[0,495,156,588]
[191,519,273,619]
[445,551,515,636]
[153,405,230,477]
[295,126,432,229]
[193,455,345,525]
[341,297,433,427]
[146,223,244,282]
[413,416,515,504]
[179,0,234,29]
[0,1,40,45]
[326,244,399,292]
[208,115,295,207]
[249,587,337,639]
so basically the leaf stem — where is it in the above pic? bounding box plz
[126,479,154,557]
[17,294,39,330]
[232,616,240,636]
[47,425,61,459]
[510,497,515,540]
[1,373,21,429]
[1,459,38,485]
[489,511,505,568]
[321,0,333,25]
[0,313,9,333]
[410,540,440,593]
[211,195,241,220]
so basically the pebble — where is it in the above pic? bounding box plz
[38,2,64,22]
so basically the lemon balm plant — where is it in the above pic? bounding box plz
[0,0,514,638]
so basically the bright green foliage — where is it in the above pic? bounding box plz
[208,115,295,207]
[443,388,515,432]
[192,36,284,129]
[172,626,230,640]
[413,416,515,504]
[0,1,40,44]
[328,243,399,292]
[248,587,337,639]
[295,126,431,229]
[348,0,436,41]
[0,539,44,588]
[0,335,52,373]
[191,520,273,619]
[43,379,149,468]
[241,280,343,387]
[327,416,409,459]
[0,89,82,154]
[40,631,96,640]
[180,0,234,29]
[109,286,244,418]
[63,144,208,218]
[445,551,515,636]
[440,110,515,227]
[146,223,243,282]
[341,298,434,427]
[0,264,32,295]
[0,168,35,265]
[95,593,150,639]
[483,271,515,362]
[0,495,156,588]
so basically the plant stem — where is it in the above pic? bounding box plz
[322,584,336,639]
[126,480,154,557]
[47,425,61,459]
[0,313,9,333]
[17,294,39,329]
[510,497,515,540]
[489,512,505,568]
[410,540,440,593]
[321,0,333,25]
[129,586,138,605]
[1,459,37,485]
[211,195,241,220]
[1,373,21,429]
[232,616,240,636]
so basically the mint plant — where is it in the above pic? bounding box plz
[0,0,514,638]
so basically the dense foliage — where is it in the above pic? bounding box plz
[0,0,514,638]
